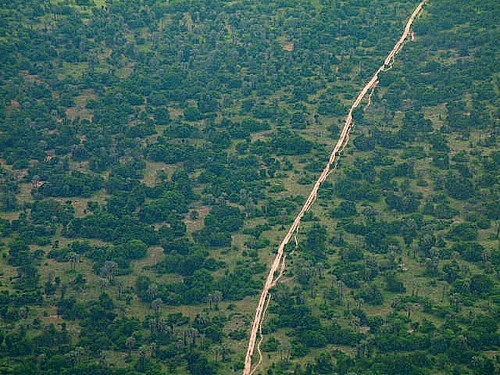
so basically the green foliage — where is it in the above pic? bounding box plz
[447,223,478,241]
[0,0,498,374]
[358,285,385,305]
[331,201,357,218]
[194,204,244,248]
[385,272,406,293]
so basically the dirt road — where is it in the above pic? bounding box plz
[243,2,427,374]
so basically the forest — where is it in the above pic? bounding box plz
[0,0,498,374]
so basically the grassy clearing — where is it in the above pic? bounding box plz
[141,161,177,187]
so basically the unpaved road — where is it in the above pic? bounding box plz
[243,2,428,374]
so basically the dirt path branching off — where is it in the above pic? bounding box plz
[243,2,428,374]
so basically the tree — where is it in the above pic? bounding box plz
[123,240,148,259]
[184,106,202,121]
[98,278,109,294]
[445,174,475,200]
[8,240,31,267]
[331,201,357,218]
[206,290,223,310]
[68,252,79,270]
[147,284,158,301]
[385,272,406,293]
[470,274,493,296]
[303,223,328,261]
[385,193,420,213]
[358,285,384,305]
[447,223,478,241]
[126,336,136,357]
[100,261,118,282]
[152,298,162,329]
[186,352,216,375]
[137,345,151,371]
[262,337,280,352]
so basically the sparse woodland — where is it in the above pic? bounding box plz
[0,0,498,374]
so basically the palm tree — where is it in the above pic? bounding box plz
[67,347,84,366]
[147,283,158,301]
[357,339,369,358]
[195,312,210,328]
[212,290,223,310]
[220,343,230,362]
[126,336,136,357]
[212,345,222,362]
[68,252,79,271]
[349,315,361,329]
[116,280,124,300]
[151,298,162,328]
[316,263,325,278]
[150,342,158,358]
[101,261,118,282]
[148,318,157,335]
[278,342,292,361]
[184,327,199,347]
[138,345,150,370]
[206,293,214,310]
[98,278,109,294]
[19,306,29,320]
[199,333,207,351]
[156,318,172,337]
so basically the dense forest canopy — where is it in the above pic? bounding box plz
[0,0,498,374]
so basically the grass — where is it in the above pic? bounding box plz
[59,62,89,80]
[0,257,18,284]
[115,62,135,79]
[185,205,211,236]
[241,86,498,369]
[141,161,177,187]
[0,1,496,373]
[66,90,97,121]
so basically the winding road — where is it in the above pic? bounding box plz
[243,1,428,374]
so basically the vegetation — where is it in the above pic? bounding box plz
[0,0,498,374]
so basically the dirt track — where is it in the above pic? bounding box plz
[243,2,428,374]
